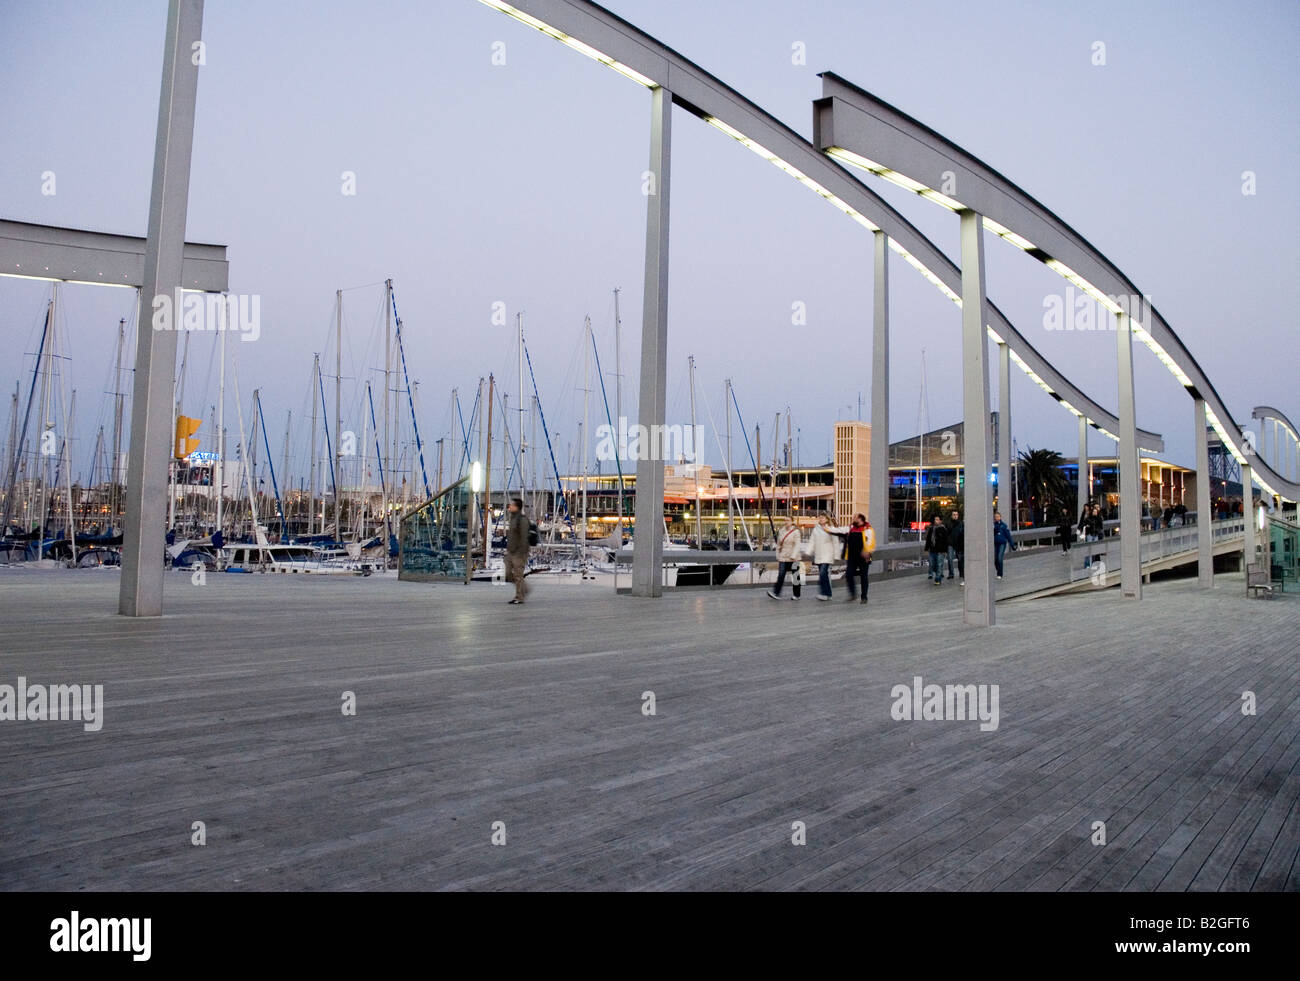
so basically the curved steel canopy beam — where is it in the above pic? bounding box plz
[1252,406,1299,443]
[814,71,1298,502]
[474,0,1165,452]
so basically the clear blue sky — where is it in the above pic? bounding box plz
[2,0,1296,485]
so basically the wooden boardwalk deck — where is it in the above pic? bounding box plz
[0,566,1296,891]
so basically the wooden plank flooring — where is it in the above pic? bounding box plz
[0,566,1295,891]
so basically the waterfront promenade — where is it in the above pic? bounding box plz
[0,568,1296,891]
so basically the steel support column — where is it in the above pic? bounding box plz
[119,0,204,617]
[869,230,889,536]
[959,210,993,626]
[1242,461,1256,569]
[997,341,1011,516]
[630,86,671,597]
[1194,398,1213,587]
[1077,413,1089,524]
[1116,310,1141,599]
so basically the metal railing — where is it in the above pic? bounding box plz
[611,514,1248,593]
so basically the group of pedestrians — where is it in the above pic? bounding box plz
[922,509,1016,582]
[1150,503,1187,530]
[766,513,875,604]
[923,509,967,584]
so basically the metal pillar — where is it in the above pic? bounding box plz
[630,86,671,597]
[1116,310,1141,599]
[119,0,205,617]
[1242,461,1256,569]
[958,210,993,626]
[1194,398,1213,587]
[997,341,1011,515]
[869,230,889,536]
[1077,413,1088,523]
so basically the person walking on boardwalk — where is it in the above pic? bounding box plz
[1056,505,1074,553]
[946,509,965,584]
[505,497,531,604]
[832,513,874,604]
[925,515,950,585]
[1079,502,1103,568]
[808,513,838,601]
[993,510,1015,580]
[766,516,803,601]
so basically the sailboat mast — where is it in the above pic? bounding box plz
[249,387,261,534]
[771,411,781,524]
[384,279,392,555]
[91,426,104,506]
[61,384,77,558]
[36,288,55,558]
[2,300,50,537]
[357,383,368,543]
[282,409,291,536]
[111,317,125,531]
[688,355,701,547]
[484,374,494,559]
[334,290,342,541]
[230,365,260,541]
[531,395,539,520]
[517,312,524,495]
[502,393,510,494]
[581,319,593,542]
[786,407,793,520]
[308,354,319,536]
[5,384,17,506]
[755,423,762,547]
[612,287,623,543]
[216,304,226,538]
[725,379,734,549]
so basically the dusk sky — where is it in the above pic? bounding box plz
[2,0,1297,490]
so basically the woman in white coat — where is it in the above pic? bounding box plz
[808,514,838,600]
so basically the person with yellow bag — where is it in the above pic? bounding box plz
[831,513,875,605]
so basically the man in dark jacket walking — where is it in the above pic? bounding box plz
[832,514,874,604]
[505,497,531,604]
[993,510,1015,579]
[945,509,965,583]
[925,518,949,585]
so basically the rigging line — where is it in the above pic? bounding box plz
[457,387,480,483]
[494,383,521,491]
[366,381,388,519]
[256,392,287,538]
[588,329,625,518]
[318,361,337,514]
[0,300,50,533]
[700,388,753,549]
[729,384,778,540]
[455,388,470,479]
[523,338,571,526]
[388,285,431,498]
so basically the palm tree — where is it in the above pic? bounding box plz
[1016,447,1070,527]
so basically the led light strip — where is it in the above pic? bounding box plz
[2,272,136,289]
[477,0,657,87]
[702,116,880,233]
[825,146,964,211]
